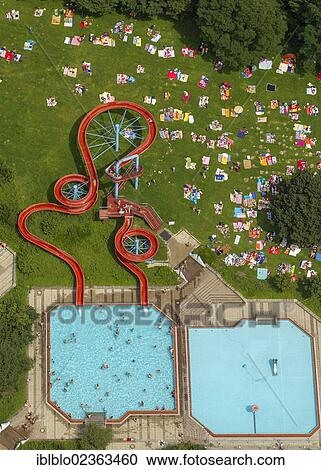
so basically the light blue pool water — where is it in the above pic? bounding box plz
[49,305,176,420]
[188,320,318,435]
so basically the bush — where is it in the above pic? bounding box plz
[79,424,112,450]
[40,213,60,236]
[17,246,39,275]
[0,202,18,227]
[301,275,321,301]
[165,441,206,450]
[0,159,14,187]
[270,273,292,292]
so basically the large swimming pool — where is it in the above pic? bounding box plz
[188,320,319,435]
[48,305,176,421]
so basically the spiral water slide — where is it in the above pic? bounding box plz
[17,102,158,306]
[114,215,159,306]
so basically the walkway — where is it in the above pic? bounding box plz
[0,244,16,297]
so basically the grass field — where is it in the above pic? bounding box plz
[1,0,321,318]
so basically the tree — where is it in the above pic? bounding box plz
[301,276,321,301]
[0,297,37,348]
[0,297,37,398]
[0,202,18,227]
[118,0,192,18]
[0,342,32,396]
[270,273,292,292]
[72,0,192,18]
[79,424,112,450]
[0,158,14,187]
[269,171,321,246]
[17,246,39,275]
[196,0,287,69]
[297,1,321,72]
[72,0,117,15]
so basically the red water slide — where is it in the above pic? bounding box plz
[17,102,158,306]
[114,216,159,306]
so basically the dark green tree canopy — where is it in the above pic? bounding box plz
[302,275,321,301]
[0,297,37,398]
[269,171,321,247]
[79,424,112,449]
[72,0,192,18]
[196,0,287,68]
[72,0,117,15]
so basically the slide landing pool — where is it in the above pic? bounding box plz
[47,304,178,423]
[187,320,319,436]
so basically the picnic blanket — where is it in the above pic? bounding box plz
[51,15,61,25]
[24,40,36,51]
[181,47,196,58]
[158,47,175,58]
[64,36,83,46]
[63,66,77,77]
[145,43,157,54]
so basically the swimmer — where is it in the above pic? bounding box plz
[127,339,131,345]
[147,373,153,379]
[139,401,144,407]
[95,384,100,389]
[132,359,135,363]
[156,369,161,373]
[130,328,134,332]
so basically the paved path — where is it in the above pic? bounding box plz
[0,245,16,297]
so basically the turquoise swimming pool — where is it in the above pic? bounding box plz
[188,320,319,435]
[48,305,176,421]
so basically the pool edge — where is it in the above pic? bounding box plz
[46,302,180,426]
[184,318,321,438]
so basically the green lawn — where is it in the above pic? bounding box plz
[1,0,321,317]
